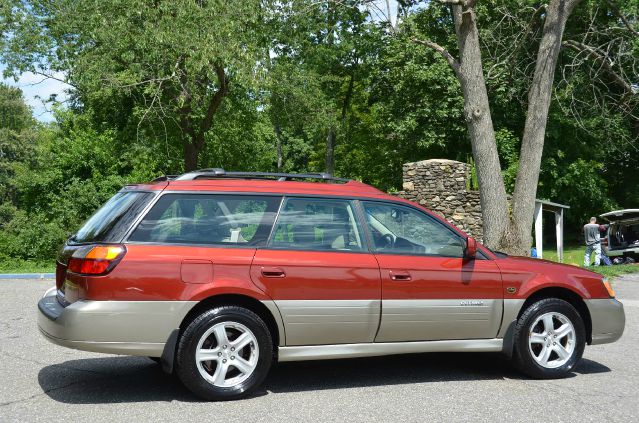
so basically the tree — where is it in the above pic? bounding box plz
[409,0,582,254]
[268,1,372,175]
[1,0,267,171]
[0,83,37,204]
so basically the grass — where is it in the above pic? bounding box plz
[0,259,56,274]
[543,244,639,279]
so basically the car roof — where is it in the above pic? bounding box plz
[165,179,392,199]
[125,176,396,201]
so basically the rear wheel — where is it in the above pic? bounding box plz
[176,306,273,400]
[513,298,586,379]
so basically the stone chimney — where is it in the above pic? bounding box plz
[395,159,484,241]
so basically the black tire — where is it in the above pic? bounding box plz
[176,306,273,401]
[512,298,586,379]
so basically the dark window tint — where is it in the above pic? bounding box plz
[362,202,464,257]
[128,194,281,246]
[72,192,154,244]
[270,198,363,251]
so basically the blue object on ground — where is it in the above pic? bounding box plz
[531,247,538,258]
[0,273,54,279]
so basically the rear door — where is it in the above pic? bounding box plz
[360,201,503,342]
[251,197,381,346]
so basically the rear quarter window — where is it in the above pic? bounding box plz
[71,191,154,244]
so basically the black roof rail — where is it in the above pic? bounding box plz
[173,168,350,183]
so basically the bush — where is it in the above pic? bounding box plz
[0,109,162,261]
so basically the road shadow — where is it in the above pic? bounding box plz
[38,353,610,404]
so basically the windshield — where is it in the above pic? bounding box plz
[71,191,154,244]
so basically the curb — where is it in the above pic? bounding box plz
[0,273,55,279]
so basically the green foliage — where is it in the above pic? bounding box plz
[466,156,478,191]
[0,99,162,260]
[0,1,638,262]
[1,0,269,171]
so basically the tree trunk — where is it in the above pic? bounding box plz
[325,126,335,175]
[275,124,283,171]
[177,64,228,173]
[184,141,199,172]
[325,3,337,176]
[451,4,510,248]
[414,1,582,255]
[507,0,582,255]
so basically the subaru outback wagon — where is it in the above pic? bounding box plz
[38,169,625,400]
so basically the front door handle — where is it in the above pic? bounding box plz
[389,270,412,281]
[261,266,286,278]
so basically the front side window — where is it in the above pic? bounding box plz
[362,201,464,257]
[128,194,281,246]
[270,198,363,251]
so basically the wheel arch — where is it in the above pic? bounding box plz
[161,293,284,374]
[518,287,593,344]
[502,286,593,359]
[179,294,284,348]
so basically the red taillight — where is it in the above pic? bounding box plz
[67,245,126,276]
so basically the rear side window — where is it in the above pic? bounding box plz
[71,191,154,244]
[128,194,281,246]
[270,198,363,251]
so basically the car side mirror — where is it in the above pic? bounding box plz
[465,237,477,260]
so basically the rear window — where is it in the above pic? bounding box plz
[71,191,154,244]
[127,194,281,246]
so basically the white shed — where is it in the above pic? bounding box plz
[533,199,570,262]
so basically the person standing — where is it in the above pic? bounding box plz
[584,217,601,266]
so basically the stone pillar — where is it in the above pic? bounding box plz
[395,159,484,241]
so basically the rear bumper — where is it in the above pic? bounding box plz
[37,287,196,356]
[586,298,625,345]
[607,247,639,257]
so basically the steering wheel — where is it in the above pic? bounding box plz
[379,233,394,249]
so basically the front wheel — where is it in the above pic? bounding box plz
[176,306,273,400]
[512,298,586,379]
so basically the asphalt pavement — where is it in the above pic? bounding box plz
[1,275,638,422]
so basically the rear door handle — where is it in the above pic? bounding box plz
[261,266,286,278]
[389,270,412,281]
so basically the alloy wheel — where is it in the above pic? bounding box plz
[528,312,576,369]
[195,321,259,387]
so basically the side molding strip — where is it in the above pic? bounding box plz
[278,338,503,362]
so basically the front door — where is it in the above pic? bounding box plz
[251,197,381,346]
[360,201,503,342]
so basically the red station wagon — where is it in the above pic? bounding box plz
[37,169,625,400]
